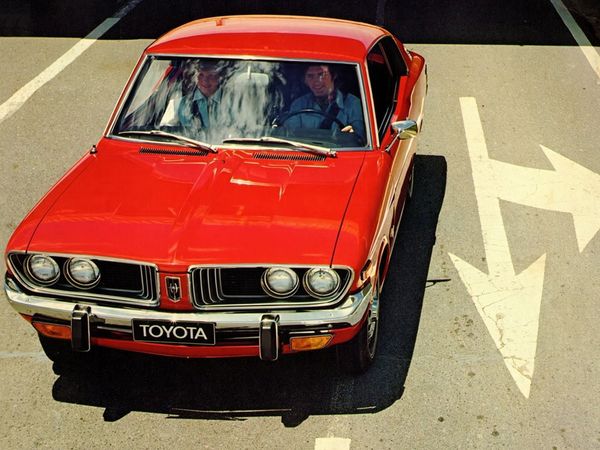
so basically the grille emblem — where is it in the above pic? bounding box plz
[166,277,181,302]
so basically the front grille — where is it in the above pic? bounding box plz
[190,266,352,309]
[8,252,159,307]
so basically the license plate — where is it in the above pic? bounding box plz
[132,319,216,345]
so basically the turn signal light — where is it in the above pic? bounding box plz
[32,322,71,340]
[290,334,332,352]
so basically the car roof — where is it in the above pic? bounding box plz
[146,15,390,62]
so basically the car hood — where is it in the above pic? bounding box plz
[27,140,364,269]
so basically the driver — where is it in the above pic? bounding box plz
[285,64,365,142]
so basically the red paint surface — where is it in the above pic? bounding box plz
[147,16,388,62]
[25,139,366,270]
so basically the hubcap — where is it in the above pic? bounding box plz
[366,283,380,357]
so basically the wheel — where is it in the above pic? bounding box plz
[337,279,380,374]
[38,334,90,365]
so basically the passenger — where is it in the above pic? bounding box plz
[178,60,224,131]
[286,64,365,142]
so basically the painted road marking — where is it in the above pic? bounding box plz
[0,0,144,125]
[549,0,600,80]
[453,97,600,397]
[315,437,351,450]
[451,97,546,398]
[491,145,600,252]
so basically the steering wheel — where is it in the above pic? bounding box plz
[272,108,346,129]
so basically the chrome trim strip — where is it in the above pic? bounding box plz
[101,51,145,137]
[362,59,380,149]
[106,53,152,140]
[97,325,133,334]
[8,250,161,268]
[5,279,372,330]
[354,63,374,149]
[7,251,160,307]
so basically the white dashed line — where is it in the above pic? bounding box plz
[0,0,144,125]
[549,0,600,80]
[315,437,351,450]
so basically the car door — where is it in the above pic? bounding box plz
[366,36,414,244]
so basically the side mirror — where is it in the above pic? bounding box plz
[391,120,418,140]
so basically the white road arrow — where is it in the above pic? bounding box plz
[492,147,600,252]
[452,97,600,398]
[450,97,547,398]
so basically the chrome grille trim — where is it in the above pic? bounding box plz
[7,251,160,307]
[189,266,353,310]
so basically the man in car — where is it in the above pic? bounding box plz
[178,60,224,132]
[285,64,366,142]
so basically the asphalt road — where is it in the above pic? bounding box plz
[1,0,599,448]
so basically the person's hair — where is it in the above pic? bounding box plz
[197,60,222,73]
[304,64,337,81]
[180,59,220,94]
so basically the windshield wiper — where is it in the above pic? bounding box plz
[222,136,336,158]
[118,130,217,153]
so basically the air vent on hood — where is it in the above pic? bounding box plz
[139,147,209,156]
[253,152,325,161]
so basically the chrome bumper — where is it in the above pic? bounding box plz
[4,278,373,331]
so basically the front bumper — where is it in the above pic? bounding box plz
[4,277,373,360]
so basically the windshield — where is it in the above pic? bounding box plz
[111,56,369,149]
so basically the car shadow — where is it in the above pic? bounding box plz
[50,154,447,426]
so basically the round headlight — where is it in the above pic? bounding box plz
[26,255,60,285]
[304,267,341,298]
[66,258,100,289]
[261,267,299,298]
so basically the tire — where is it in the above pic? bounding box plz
[337,279,380,374]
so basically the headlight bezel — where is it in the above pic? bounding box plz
[24,254,60,286]
[261,267,300,299]
[64,258,101,289]
[303,267,341,299]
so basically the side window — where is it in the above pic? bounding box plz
[367,37,407,140]
[381,37,408,78]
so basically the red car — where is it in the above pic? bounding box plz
[4,15,426,373]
